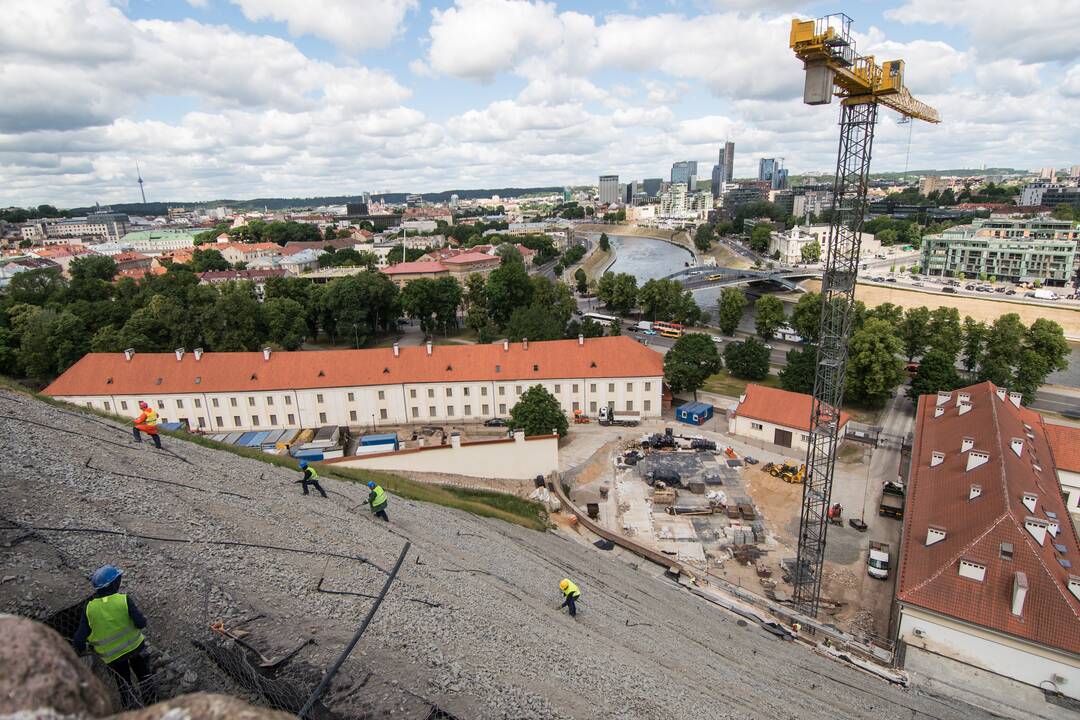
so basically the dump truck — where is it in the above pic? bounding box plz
[867,541,891,580]
[763,461,805,484]
[878,485,905,520]
[599,407,640,426]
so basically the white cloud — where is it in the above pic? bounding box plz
[1063,65,1080,98]
[229,0,417,52]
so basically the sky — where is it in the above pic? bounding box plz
[2,0,1079,207]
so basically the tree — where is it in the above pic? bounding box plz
[801,240,821,263]
[724,337,770,381]
[609,317,622,336]
[693,224,714,252]
[749,224,771,254]
[637,278,702,324]
[190,248,230,272]
[876,228,898,246]
[320,248,377,270]
[1012,318,1071,401]
[509,385,569,437]
[505,306,565,342]
[201,284,266,351]
[596,272,637,315]
[263,297,309,350]
[908,349,960,399]
[779,346,816,394]
[401,277,461,336]
[927,307,962,362]
[716,287,748,336]
[754,295,785,341]
[598,233,610,252]
[898,306,931,361]
[978,313,1026,388]
[961,317,986,374]
[529,276,576,328]
[846,318,904,407]
[574,267,588,294]
[867,301,904,327]
[486,261,533,326]
[664,333,723,398]
[788,291,822,344]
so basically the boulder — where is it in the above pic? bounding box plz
[112,693,295,719]
[0,614,113,717]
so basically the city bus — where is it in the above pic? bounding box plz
[654,321,684,339]
[582,312,618,327]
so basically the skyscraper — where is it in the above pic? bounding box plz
[642,178,662,198]
[598,174,619,205]
[671,161,698,190]
[718,141,734,184]
[759,158,787,190]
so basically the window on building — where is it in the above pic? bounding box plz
[516,385,522,394]
[198,417,206,428]
[176,399,184,409]
[608,383,615,392]
[266,396,273,406]
[1000,543,1014,560]
[626,401,633,411]
[481,387,488,396]
[464,405,471,415]
[448,406,455,416]
[429,406,436,417]
[157,400,165,409]
[319,412,327,423]
[554,384,561,393]
[427,388,434,398]
[590,384,596,393]
[230,397,237,407]
[463,387,470,396]
[121,401,128,410]
[572,384,579,393]
[446,388,453,397]
[410,389,417,398]
[104,401,111,411]
[216,416,224,427]
[482,404,490,415]
[380,409,387,420]
[499,386,506,396]
[284,395,292,405]
[645,382,652,391]
[499,403,507,414]
[251,415,259,427]
[801,434,810,443]
[317,394,324,404]
[248,397,255,407]
[287,413,295,424]
[572,402,579,411]
[349,410,357,422]
[751,422,764,430]
[626,382,633,392]
[194,398,202,408]
[643,400,651,412]
[412,407,419,418]
[348,392,355,402]
[269,414,277,425]
[589,401,597,413]
[233,415,241,426]
[378,390,385,400]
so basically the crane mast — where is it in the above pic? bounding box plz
[788,14,940,617]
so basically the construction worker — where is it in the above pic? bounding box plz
[131,401,162,449]
[73,565,156,709]
[295,460,327,498]
[364,481,388,521]
[559,578,581,618]
[791,621,802,634]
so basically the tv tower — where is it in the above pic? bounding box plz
[136,161,146,204]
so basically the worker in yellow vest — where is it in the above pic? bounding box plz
[131,401,162,450]
[364,481,389,521]
[73,565,156,709]
[559,578,581,618]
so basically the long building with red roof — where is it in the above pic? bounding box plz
[42,336,663,432]
[897,381,1080,698]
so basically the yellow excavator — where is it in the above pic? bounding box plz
[763,461,805,484]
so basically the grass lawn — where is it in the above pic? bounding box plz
[581,246,612,282]
[701,370,782,398]
[840,403,883,426]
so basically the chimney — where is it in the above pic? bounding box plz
[1008,391,1022,408]
[961,437,974,452]
[193,347,204,361]
[174,347,185,362]
[934,407,945,418]
[1024,517,1048,545]
[966,450,989,471]
[926,526,947,546]
[1010,437,1024,457]
[578,334,584,346]
[931,451,945,467]
[936,391,951,407]
[503,339,509,351]
[523,338,529,350]
[1069,576,1080,603]
[1021,492,1037,513]
[958,402,972,416]
[995,387,1007,402]
[123,348,135,361]
[1011,572,1028,617]
[392,342,399,357]
[262,347,271,361]
[426,341,432,356]
[969,484,982,500]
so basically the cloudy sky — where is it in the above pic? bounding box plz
[3,0,1078,207]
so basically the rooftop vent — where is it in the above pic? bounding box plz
[931,451,945,467]
[1011,572,1028,617]
[1008,391,1022,408]
[123,348,135,361]
[578,334,584,346]
[318,370,325,377]
[934,407,945,418]
[1060,558,1073,569]
[174,348,185,361]
[1021,492,1038,513]
[106,377,113,385]
[958,402,972,416]
[523,338,529,350]
[1055,543,1068,554]
[995,387,1007,402]
[262,347,271,361]
[1025,517,1048,546]
[1011,438,1024,457]
[533,364,539,372]
[503,339,509,351]
[590,361,597,369]
[155,377,162,385]
[250,373,257,380]
[1069,576,1080,603]
[393,343,399,358]
[1000,542,1013,559]
[194,348,204,361]
[426,342,432,356]
[961,437,974,453]
[383,367,389,374]
[194,376,201,384]
[966,451,989,472]
[969,484,982,500]
[446,365,453,371]
[495,364,501,373]
[959,559,986,582]
[936,391,951,407]
[926,526,947,546]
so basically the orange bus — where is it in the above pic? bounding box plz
[654,321,684,338]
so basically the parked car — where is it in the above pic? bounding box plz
[711,335,725,344]
[942,286,957,293]
[912,281,924,287]
[1005,289,1016,295]
[484,418,508,427]
[995,287,1007,293]
[872,276,885,282]
[964,284,976,290]
[743,456,759,465]
[885,277,897,282]
[642,329,657,336]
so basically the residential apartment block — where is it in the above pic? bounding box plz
[43,337,664,432]
[920,218,1079,285]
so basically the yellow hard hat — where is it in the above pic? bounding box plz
[559,578,570,590]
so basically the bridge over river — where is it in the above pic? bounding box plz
[667,265,823,292]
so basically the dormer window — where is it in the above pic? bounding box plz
[961,437,974,452]
[959,559,986,582]
[1021,492,1037,513]
[966,451,989,471]
[931,451,945,467]
[926,526,947,546]
[934,407,945,418]
[533,364,539,371]
[106,377,113,384]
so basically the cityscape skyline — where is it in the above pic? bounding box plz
[2,0,1079,207]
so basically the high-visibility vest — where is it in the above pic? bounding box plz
[562,580,581,598]
[369,484,387,510]
[86,594,144,663]
[306,467,319,481]
[139,407,158,427]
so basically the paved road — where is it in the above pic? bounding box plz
[1032,386,1080,417]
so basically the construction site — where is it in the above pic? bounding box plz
[2,388,995,719]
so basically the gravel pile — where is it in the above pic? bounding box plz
[0,391,992,719]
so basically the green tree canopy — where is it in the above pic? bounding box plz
[908,349,960,399]
[779,346,816,394]
[596,272,638,316]
[486,261,533,326]
[664,332,723,397]
[263,297,309,350]
[724,337,770,380]
[800,240,821,263]
[638,278,702,325]
[693,224,715,252]
[190,248,230,272]
[898,306,931,361]
[716,287,748,336]
[749,224,771,254]
[788,291,821,344]
[846,317,904,407]
[754,295,785,341]
[926,306,962,362]
[510,385,569,437]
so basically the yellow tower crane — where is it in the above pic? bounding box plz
[787,14,940,618]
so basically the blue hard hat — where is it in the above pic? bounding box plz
[367,481,376,489]
[299,460,308,469]
[90,565,122,590]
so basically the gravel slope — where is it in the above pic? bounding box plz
[0,390,990,719]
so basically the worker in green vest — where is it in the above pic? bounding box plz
[73,565,156,709]
[364,480,389,521]
[559,578,581,618]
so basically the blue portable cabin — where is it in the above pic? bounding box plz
[676,401,714,426]
[236,432,259,447]
[360,432,400,451]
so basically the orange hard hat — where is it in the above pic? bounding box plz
[559,579,570,590]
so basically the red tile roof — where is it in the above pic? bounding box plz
[441,252,499,266]
[899,382,1080,654]
[1044,423,1080,474]
[380,261,447,275]
[42,336,662,397]
[198,268,288,283]
[732,384,849,432]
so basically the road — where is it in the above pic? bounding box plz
[1032,386,1080,417]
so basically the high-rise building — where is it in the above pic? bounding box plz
[563,186,573,202]
[642,178,662,198]
[711,165,723,199]
[718,141,734,184]
[1039,167,1056,180]
[671,161,698,189]
[1070,165,1080,179]
[624,180,640,204]
[449,194,460,209]
[598,175,619,205]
